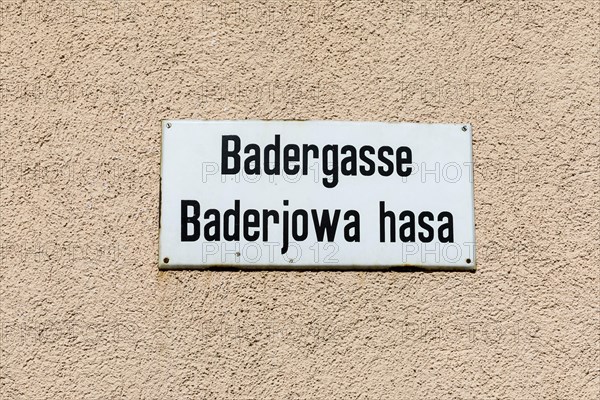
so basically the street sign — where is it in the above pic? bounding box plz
[159,120,475,270]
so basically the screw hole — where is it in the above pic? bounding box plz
[235,252,240,257]
[163,257,169,264]
[166,123,172,128]
[462,126,468,132]
[466,258,471,264]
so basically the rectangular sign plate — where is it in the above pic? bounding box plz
[159,120,475,270]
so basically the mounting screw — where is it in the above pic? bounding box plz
[462,126,468,132]
[166,122,172,129]
[163,257,170,264]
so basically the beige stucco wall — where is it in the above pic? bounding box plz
[1,1,598,399]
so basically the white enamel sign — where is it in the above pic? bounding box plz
[159,120,476,270]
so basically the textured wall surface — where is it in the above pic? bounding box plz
[0,1,598,399]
